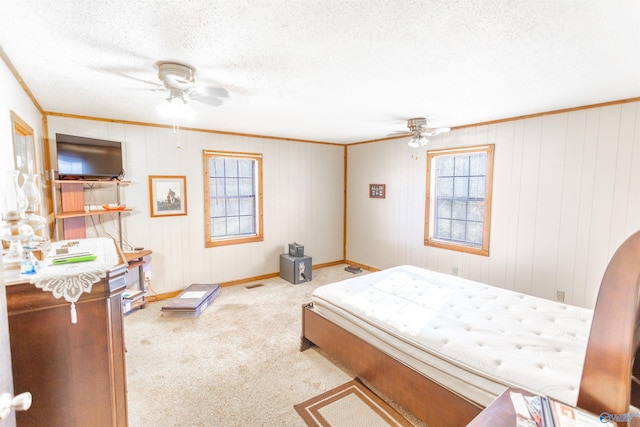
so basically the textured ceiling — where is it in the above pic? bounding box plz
[1,1,639,143]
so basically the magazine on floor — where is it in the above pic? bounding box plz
[509,391,619,426]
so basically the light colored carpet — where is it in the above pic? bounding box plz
[294,379,414,427]
[125,264,425,426]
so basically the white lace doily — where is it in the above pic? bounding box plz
[28,238,120,323]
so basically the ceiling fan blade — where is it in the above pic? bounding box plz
[112,70,164,89]
[190,96,224,107]
[433,127,451,133]
[188,85,229,107]
[127,87,166,93]
[201,86,229,99]
[421,127,451,136]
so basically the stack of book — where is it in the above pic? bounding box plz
[122,289,145,314]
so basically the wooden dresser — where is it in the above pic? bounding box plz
[4,244,128,426]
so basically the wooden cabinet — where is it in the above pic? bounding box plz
[466,388,606,426]
[51,177,131,249]
[5,256,129,426]
[466,388,523,426]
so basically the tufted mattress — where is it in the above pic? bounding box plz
[311,265,593,407]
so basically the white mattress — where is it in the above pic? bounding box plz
[311,265,593,407]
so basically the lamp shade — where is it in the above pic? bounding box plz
[408,134,429,148]
[408,136,421,148]
[156,97,196,120]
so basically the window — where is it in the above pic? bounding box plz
[11,111,36,175]
[203,150,263,247]
[425,144,494,256]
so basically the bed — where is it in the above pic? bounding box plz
[300,230,640,427]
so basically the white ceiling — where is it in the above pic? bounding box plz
[1,1,639,144]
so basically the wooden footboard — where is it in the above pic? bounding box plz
[301,302,482,427]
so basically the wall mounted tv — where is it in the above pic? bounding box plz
[56,133,124,180]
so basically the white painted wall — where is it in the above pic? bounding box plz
[46,116,345,294]
[0,59,43,180]
[346,102,640,308]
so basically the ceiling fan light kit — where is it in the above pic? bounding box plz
[405,117,450,148]
[156,89,196,120]
[156,98,196,123]
[408,134,429,148]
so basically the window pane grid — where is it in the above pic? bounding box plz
[433,152,487,248]
[207,157,257,239]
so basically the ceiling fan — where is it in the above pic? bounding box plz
[404,117,450,148]
[154,62,229,145]
[156,61,229,108]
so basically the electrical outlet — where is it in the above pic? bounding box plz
[451,266,459,276]
[556,290,565,302]
[144,271,151,282]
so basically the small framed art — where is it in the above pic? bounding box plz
[149,175,187,217]
[369,184,386,199]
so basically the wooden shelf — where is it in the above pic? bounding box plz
[54,179,130,186]
[50,171,132,247]
[54,208,132,220]
[123,250,152,315]
[124,250,152,263]
[127,260,144,270]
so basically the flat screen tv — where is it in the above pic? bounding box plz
[56,133,124,180]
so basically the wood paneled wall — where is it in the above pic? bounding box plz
[346,102,640,308]
[46,116,345,295]
[6,42,638,306]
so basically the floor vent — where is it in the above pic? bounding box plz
[246,283,264,289]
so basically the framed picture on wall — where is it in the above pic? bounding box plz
[369,184,386,199]
[149,175,187,217]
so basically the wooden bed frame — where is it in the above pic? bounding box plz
[300,230,640,427]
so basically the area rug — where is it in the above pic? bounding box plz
[294,379,414,427]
